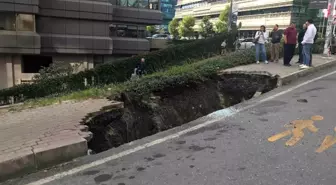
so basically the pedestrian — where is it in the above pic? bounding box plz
[297,23,307,64]
[283,22,297,66]
[136,58,146,77]
[270,24,282,62]
[309,32,319,67]
[255,25,269,64]
[300,19,317,69]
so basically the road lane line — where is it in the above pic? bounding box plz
[27,69,336,185]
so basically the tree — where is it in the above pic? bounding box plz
[178,16,196,39]
[168,18,180,39]
[199,16,214,38]
[33,61,80,82]
[215,21,227,34]
[146,25,156,35]
[219,5,230,22]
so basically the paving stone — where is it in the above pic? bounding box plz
[0,99,113,181]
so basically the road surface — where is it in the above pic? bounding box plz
[4,68,336,185]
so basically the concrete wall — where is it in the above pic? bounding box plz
[0,54,95,89]
[0,0,39,14]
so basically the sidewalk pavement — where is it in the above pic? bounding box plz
[0,99,122,181]
[222,54,336,86]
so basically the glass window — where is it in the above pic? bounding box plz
[0,12,16,31]
[110,24,147,38]
[116,25,127,37]
[138,26,146,38]
[127,25,138,38]
[139,0,149,8]
[128,0,139,7]
[16,14,35,31]
[117,0,128,6]
[149,0,159,10]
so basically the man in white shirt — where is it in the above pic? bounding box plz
[300,19,317,69]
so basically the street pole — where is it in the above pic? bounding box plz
[323,0,336,55]
[228,0,233,32]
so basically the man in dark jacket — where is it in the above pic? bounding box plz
[136,58,146,77]
[297,23,307,64]
[270,24,282,62]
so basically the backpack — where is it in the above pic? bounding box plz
[314,32,318,42]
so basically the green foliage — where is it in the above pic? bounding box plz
[0,33,229,103]
[219,5,230,22]
[215,21,227,33]
[146,25,156,34]
[178,16,196,38]
[168,18,180,39]
[121,49,255,100]
[200,16,214,38]
[33,62,80,82]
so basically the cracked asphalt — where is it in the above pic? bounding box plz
[4,69,336,185]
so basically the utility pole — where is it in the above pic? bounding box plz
[323,0,336,55]
[228,0,233,32]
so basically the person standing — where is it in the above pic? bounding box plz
[136,58,146,77]
[297,23,307,64]
[283,22,297,66]
[300,19,317,69]
[270,24,282,62]
[255,25,269,64]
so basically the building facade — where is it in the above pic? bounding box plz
[0,0,162,89]
[175,0,307,35]
[160,0,176,31]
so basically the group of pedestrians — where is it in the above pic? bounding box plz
[254,19,317,69]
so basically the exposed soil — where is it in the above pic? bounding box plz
[85,73,278,153]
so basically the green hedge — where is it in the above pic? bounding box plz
[0,33,230,103]
[120,49,255,100]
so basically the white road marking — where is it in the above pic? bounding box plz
[26,69,336,185]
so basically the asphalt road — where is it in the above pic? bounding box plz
[4,69,336,185]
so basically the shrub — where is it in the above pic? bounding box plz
[0,33,230,103]
[120,49,255,100]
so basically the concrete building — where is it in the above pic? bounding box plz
[175,0,307,35]
[0,0,162,89]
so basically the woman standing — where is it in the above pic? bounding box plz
[255,25,269,64]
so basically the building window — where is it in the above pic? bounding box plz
[21,55,53,73]
[139,0,149,8]
[116,0,156,9]
[110,24,147,38]
[16,14,35,31]
[238,6,291,16]
[149,0,159,10]
[0,13,35,31]
[0,12,16,31]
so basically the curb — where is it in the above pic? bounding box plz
[0,100,123,182]
[278,58,336,86]
[0,137,87,182]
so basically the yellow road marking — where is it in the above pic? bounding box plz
[267,115,323,147]
[316,135,336,153]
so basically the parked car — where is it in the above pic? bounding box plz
[236,38,255,50]
[147,34,171,40]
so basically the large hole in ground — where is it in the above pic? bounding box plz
[85,73,278,153]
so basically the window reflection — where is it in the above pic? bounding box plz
[110,24,147,38]
[16,14,35,31]
[116,0,159,10]
[0,13,16,31]
[0,13,35,31]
